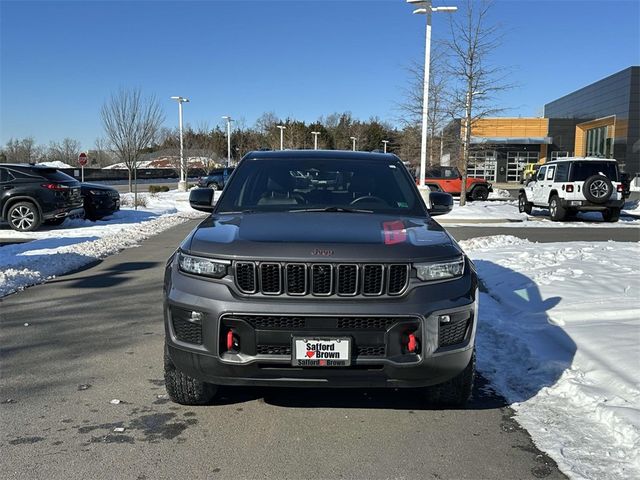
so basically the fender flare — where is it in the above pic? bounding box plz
[1,195,43,220]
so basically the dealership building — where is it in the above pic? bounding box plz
[444,66,639,183]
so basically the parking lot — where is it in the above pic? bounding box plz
[1,213,637,479]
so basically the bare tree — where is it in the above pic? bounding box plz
[446,0,512,205]
[101,88,165,192]
[2,137,43,163]
[398,46,452,166]
[47,138,81,165]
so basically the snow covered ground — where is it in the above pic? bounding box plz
[0,190,207,297]
[36,161,73,168]
[461,236,640,479]
[442,199,640,227]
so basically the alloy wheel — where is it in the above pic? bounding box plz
[10,205,35,230]
[589,180,609,198]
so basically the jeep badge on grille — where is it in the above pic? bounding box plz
[311,248,334,257]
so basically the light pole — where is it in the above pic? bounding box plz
[222,116,232,167]
[406,0,457,190]
[277,125,286,150]
[382,140,389,153]
[350,136,357,151]
[311,131,320,150]
[170,96,190,191]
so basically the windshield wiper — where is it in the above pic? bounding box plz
[289,206,373,214]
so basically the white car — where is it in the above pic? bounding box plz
[519,157,625,222]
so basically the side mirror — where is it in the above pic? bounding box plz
[428,192,453,216]
[189,188,214,212]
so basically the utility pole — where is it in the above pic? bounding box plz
[311,131,320,150]
[406,0,457,190]
[277,125,286,150]
[222,116,232,167]
[170,96,190,191]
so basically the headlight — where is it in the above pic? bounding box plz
[414,257,465,282]
[178,252,229,278]
[89,189,108,195]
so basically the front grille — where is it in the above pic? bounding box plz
[336,317,397,330]
[172,316,202,344]
[233,262,410,297]
[355,345,386,357]
[244,316,306,329]
[256,345,291,356]
[439,319,470,347]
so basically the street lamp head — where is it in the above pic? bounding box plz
[432,6,457,12]
[222,115,232,121]
[277,125,286,130]
[170,96,189,103]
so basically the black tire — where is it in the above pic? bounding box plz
[518,192,533,214]
[470,185,489,201]
[583,175,613,204]
[207,183,219,191]
[424,351,475,407]
[164,346,217,405]
[602,208,620,223]
[44,218,66,226]
[7,201,42,232]
[549,195,566,221]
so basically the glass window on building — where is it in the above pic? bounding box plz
[507,151,539,183]
[586,126,613,158]
[467,150,497,181]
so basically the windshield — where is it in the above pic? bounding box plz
[570,162,618,181]
[216,157,425,216]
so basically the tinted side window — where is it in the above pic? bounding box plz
[0,168,6,182]
[569,162,618,181]
[536,166,547,181]
[38,168,76,182]
[546,166,556,180]
[555,163,569,182]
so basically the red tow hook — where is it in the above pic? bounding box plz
[226,330,239,351]
[407,333,418,353]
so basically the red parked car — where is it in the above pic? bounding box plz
[417,166,492,201]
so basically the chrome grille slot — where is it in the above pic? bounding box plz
[285,264,307,295]
[236,262,256,293]
[311,264,333,295]
[337,264,358,295]
[387,264,409,295]
[259,263,282,294]
[362,265,384,295]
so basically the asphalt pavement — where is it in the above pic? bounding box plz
[0,219,573,480]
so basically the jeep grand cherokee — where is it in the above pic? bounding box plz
[163,150,478,406]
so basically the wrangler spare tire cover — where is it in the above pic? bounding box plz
[583,175,613,204]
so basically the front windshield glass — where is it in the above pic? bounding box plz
[216,157,425,216]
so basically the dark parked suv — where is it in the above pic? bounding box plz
[164,151,478,406]
[197,167,235,190]
[81,183,120,221]
[0,164,84,231]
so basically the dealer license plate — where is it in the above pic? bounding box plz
[292,337,351,367]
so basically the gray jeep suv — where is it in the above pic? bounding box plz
[164,150,478,406]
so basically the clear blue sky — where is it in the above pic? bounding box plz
[1,0,639,149]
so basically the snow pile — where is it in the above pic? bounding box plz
[36,161,73,168]
[444,200,527,222]
[488,187,512,199]
[0,191,206,297]
[461,236,640,479]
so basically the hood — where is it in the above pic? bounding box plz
[185,212,461,263]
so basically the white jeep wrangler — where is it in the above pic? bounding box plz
[518,157,625,222]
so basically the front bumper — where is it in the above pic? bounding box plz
[164,259,478,388]
[43,206,85,220]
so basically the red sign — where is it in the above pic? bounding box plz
[78,152,88,166]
